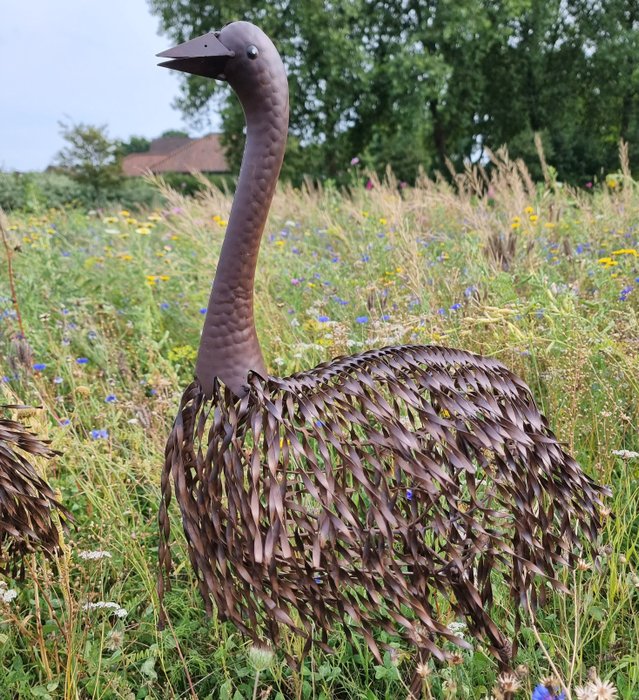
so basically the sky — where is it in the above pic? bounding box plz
[0,1,216,172]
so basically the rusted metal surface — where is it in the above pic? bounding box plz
[0,409,69,575]
[157,21,608,668]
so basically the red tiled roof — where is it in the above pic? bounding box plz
[122,134,229,176]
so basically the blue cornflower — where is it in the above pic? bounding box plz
[450,302,462,311]
[76,357,89,365]
[406,488,413,501]
[59,418,71,426]
[532,684,565,700]
[382,314,391,321]
[619,286,633,301]
[356,316,369,324]
[53,376,63,384]
[314,576,322,584]
[361,254,370,263]
[105,395,117,403]
[33,363,47,371]
[464,285,477,297]
[437,308,446,316]
[318,315,330,322]
[90,429,109,440]
[160,302,170,310]
[199,308,207,314]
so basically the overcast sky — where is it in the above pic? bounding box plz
[0,1,215,171]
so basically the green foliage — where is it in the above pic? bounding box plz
[160,129,190,139]
[0,169,638,696]
[0,170,161,212]
[117,135,152,156]
[54,121,122,202]
[148,0,639,185]
[0,171,84,211]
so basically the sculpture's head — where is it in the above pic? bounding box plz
[158,21,285,97]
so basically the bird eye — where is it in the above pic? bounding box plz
[246,45,259,60]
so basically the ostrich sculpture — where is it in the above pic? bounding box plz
[157,22,606,665]
[0,408,68,575]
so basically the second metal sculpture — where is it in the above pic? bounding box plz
[157,22,606,665]
[1,408,68,575]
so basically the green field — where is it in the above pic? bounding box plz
[1,159,638,699]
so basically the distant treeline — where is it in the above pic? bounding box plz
[149,0,639,185]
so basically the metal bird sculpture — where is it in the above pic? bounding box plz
[0,408,68,576]
[157,22,607,667]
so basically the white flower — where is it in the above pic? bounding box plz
[611,449,639,459]
[78,550,112,561]
[0,587,18,604]
[83,601,127,618]
[447,621,467,638]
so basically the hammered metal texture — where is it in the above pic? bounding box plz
[193,22,289,397]
[0,410,69,575]
[159,344,606,664]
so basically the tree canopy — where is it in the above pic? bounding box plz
[149,0,639,185]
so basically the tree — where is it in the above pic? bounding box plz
[160,129,190,138]
[148,0,639,184]
[54,121,121,198]
[117,135,151,156]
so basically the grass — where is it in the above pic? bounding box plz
[0,151,638,699]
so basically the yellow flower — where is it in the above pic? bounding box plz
[275,240,285,247]
[544,222,556,228]
[147,214,162,222]
[145,275,157,285]
[607,178,618,189]
[529,214,539,223]
[524,206,534,214]
[611,248,638,256]
[159,275,170,281]
[126,217,138,225]
[120,254,133,261]
[136,226,151,235]
[379,217,387,225]
[119,210,130,217]
[511,222,521,229]
[103,216,118,224]
[217,219,228,227]
[597,257,618,267]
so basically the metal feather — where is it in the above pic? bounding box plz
[0,408,69,575]
[159,345,606,663]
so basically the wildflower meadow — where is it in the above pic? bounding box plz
[1,154,638,699]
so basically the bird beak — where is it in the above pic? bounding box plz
[157,32,234,79]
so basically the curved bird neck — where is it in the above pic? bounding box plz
[195,62,289,397]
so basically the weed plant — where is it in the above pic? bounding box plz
[0,151,637,698]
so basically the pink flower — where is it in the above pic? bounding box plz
[365,179,373,190]
[585,181,593,189]
[350,157,360,166]
[291,278,300,285]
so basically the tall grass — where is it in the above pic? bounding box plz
[0,152,637,699]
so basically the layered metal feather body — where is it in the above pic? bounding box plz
[0,411,68,574]
[159,344,605,661]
